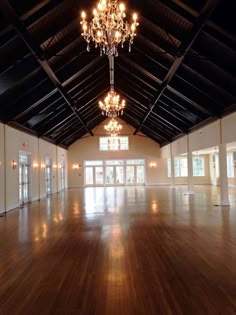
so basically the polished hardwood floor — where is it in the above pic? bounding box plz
[0,185,236,315]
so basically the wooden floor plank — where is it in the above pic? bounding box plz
[0,186,236,315]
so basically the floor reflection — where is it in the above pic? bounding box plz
[106,224,126,306]
[1,185,236,314]
[18,207,29,242]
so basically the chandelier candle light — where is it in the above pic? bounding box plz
[81,0,139,56]
[104,118,122,137]
[99,88,125,117]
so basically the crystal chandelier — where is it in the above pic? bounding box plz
[99,88,125,117]
[99,55,126,117]
[104,118,122,136]
[81,0,139,56]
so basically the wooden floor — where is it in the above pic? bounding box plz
[1,186,236,315]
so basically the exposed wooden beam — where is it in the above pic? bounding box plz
[0,0,93,136]
[134,0,219,135]
[13,89,58,121]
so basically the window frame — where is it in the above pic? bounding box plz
[193,156,205,177]
[99,136,129,151]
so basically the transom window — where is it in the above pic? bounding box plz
[85,161,103,166]
[99,136,129,151]
[126,159,144,165]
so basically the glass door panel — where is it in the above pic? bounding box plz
[106,167,114,185]
[19,164,23,204]
[19,152,31,205]
[136,166,145,184]
[85,167,94,185]
[45,166,52,195]
[126,166,135,184]
[24,165,30,202]
[95,167,104,185]
[116,166,124,184]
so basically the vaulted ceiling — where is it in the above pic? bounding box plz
[0,0,235,148]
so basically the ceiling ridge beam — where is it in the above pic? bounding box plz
[0,0,93,136]
[134,0,219,135]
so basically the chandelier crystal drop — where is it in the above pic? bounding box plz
[99,88,126,117]
[80,0,139,56]
[104,118,122,136]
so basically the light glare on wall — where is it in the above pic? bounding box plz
[150,162,157,168]
[11,160,17,169]
[72,164,80,170]
[33,162,39,169]
[41,162,46,169]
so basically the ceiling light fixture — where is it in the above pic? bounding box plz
[81,0,139,56]
[99,88,125,117]
[104,118,122,137]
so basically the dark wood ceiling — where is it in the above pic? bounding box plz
[0,0,235,148]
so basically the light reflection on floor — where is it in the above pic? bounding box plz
[7,185,236,245]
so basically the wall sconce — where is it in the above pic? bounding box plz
[53,164,58,169]
[150,162,157,168]
[11,160,17,169]
[58,164,62,169]
[33,162,39,169]
[72,164,80,170]
[41,162,46,169]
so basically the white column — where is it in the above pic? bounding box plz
[37,138,41,201]
[3,125,6,215]
[56,146,59,193]
[219,143,230,206]
[170,143,175,188]
[233,152,236,187]
[186,134,194,194]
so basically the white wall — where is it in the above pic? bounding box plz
[0,124,68,213]
[222,112,236,144]
[68,119,164,187]
[171,136,187,156]
[189,121,220,152]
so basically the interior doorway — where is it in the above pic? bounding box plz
[19,152,31,206]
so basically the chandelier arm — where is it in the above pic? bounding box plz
[81,0,139,56]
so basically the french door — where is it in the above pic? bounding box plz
[105,165,124,185]
[85,160,145,186]
[126,164,145,185]
[19,152,31,205]
[85,165,104,186]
